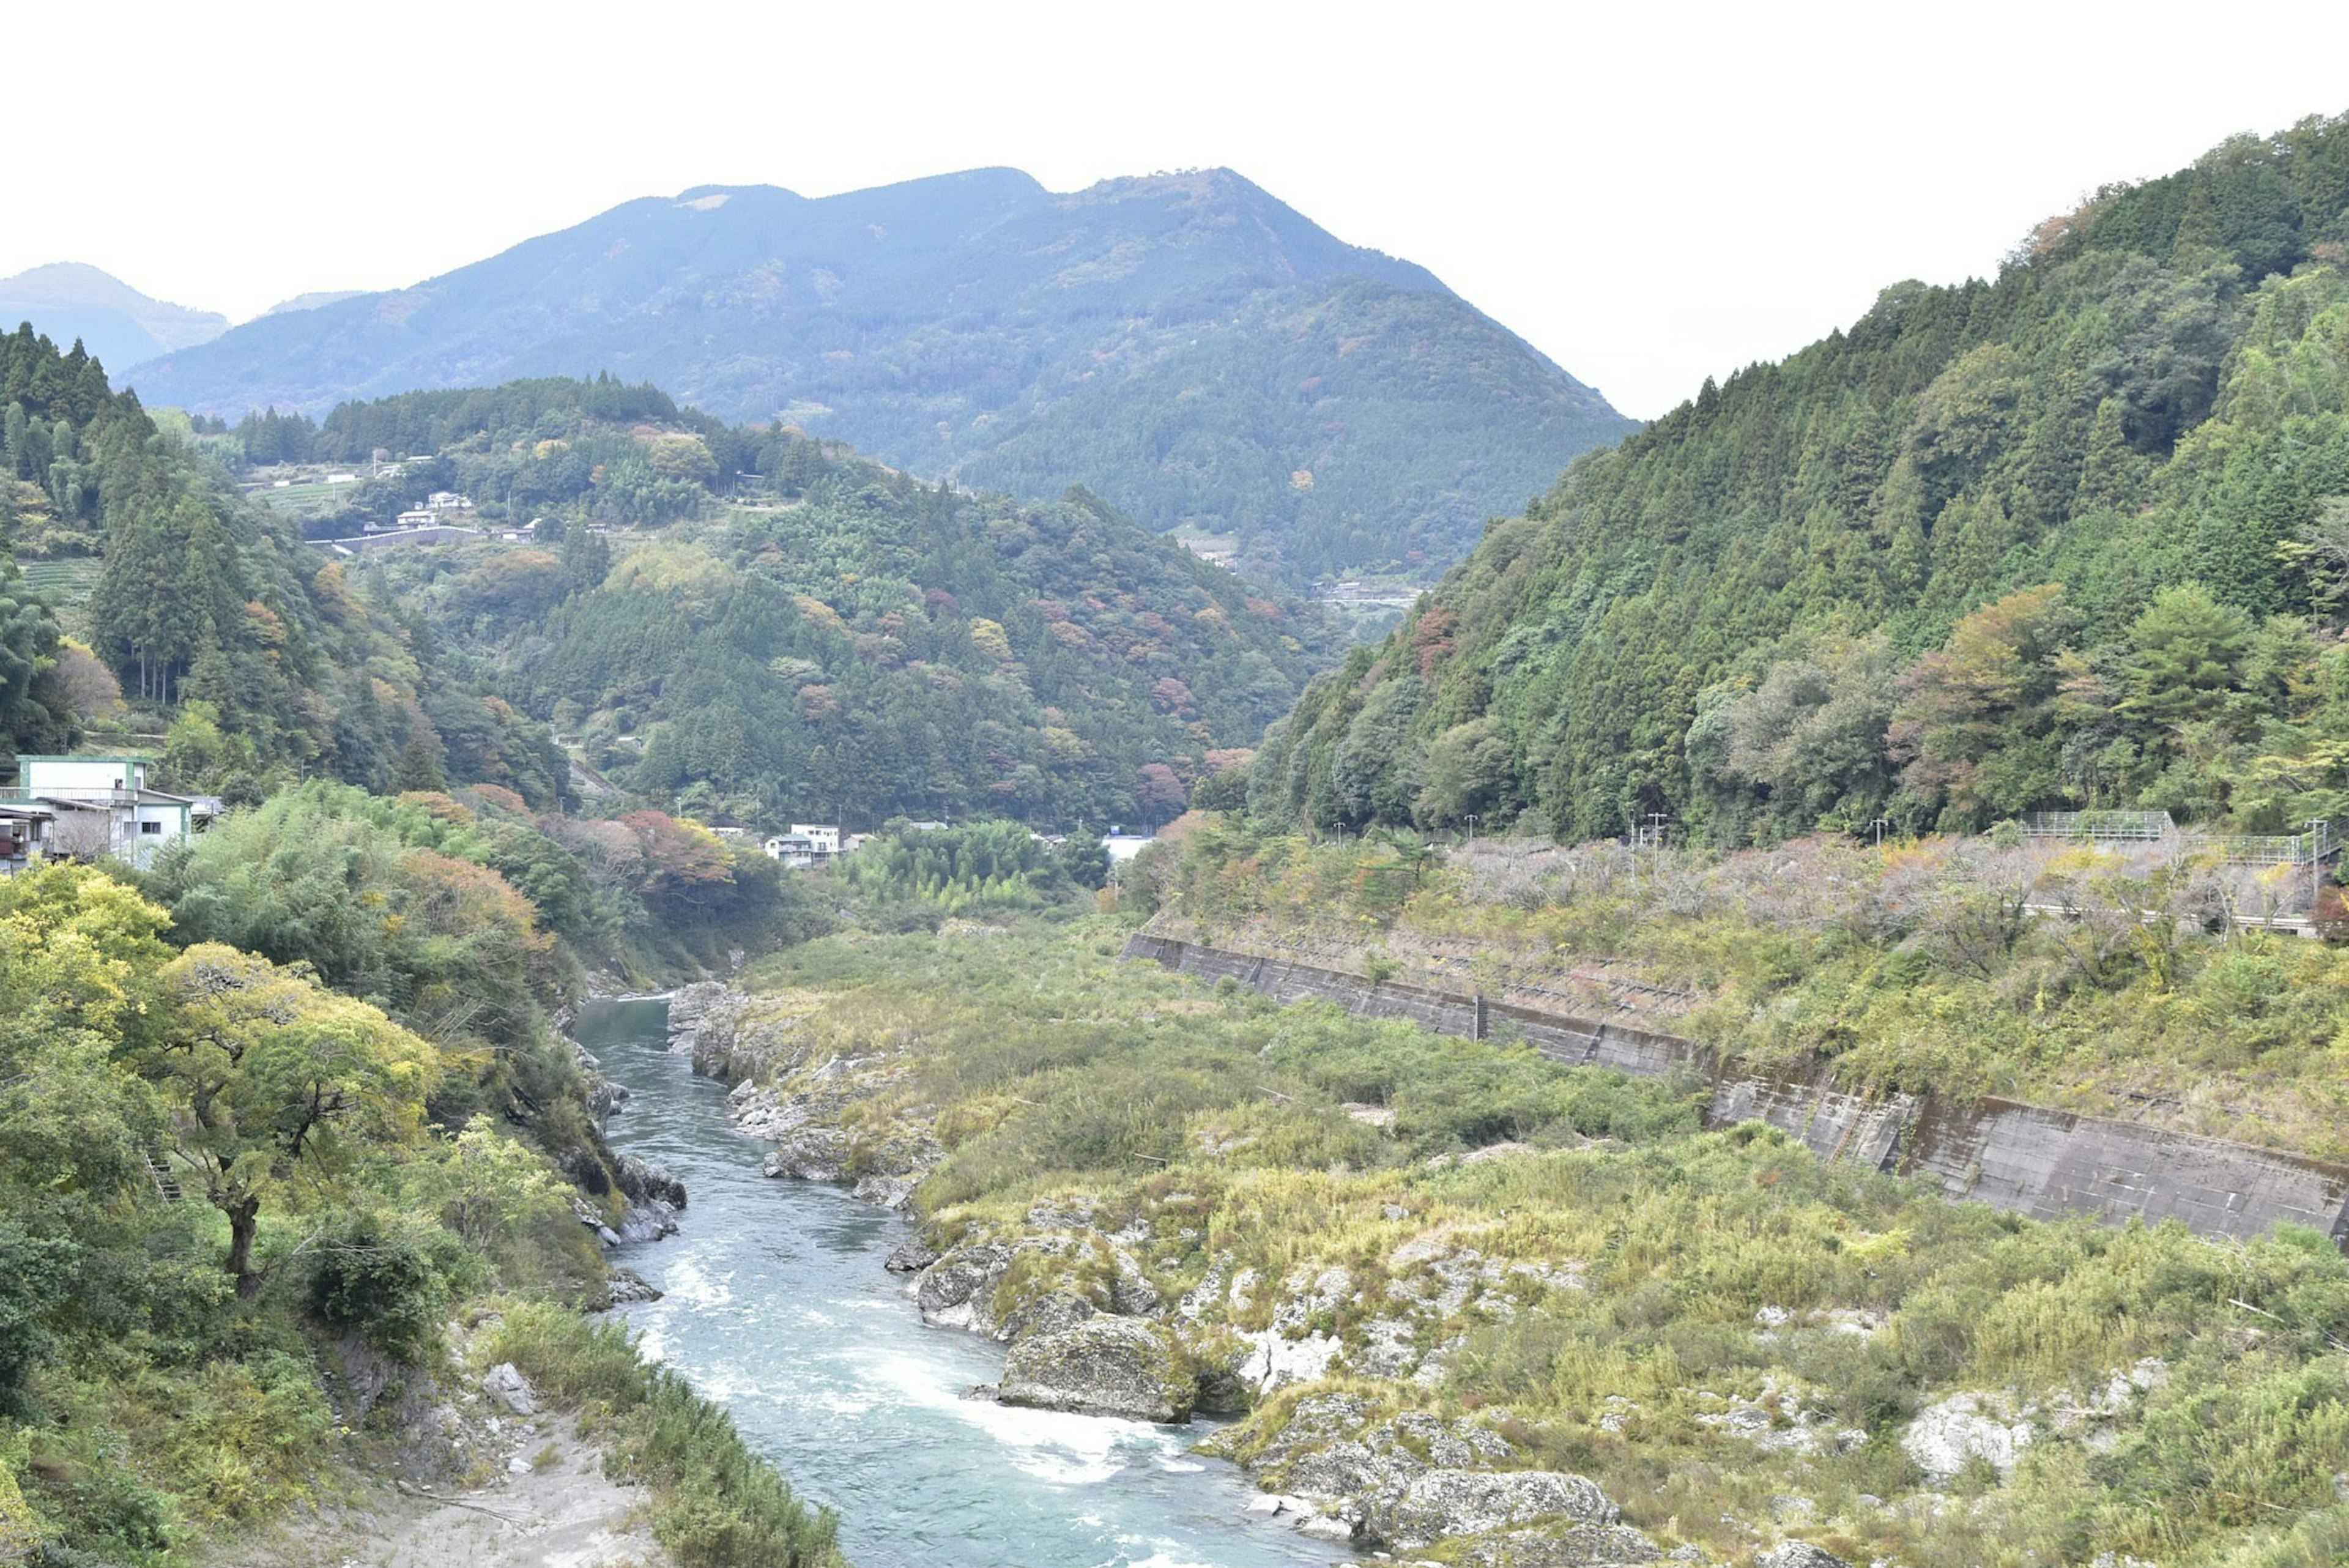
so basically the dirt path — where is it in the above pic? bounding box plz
[198,1417,672,1568]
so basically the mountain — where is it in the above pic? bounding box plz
[121,169,1636,581]
[0,261,226,370]
[262,288,367,316]
[1248,111,2349,844]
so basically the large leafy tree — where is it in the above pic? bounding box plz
[151,945,440,1296]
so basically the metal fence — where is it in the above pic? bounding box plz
[2210,822,2332,866]
[2020,810,2176,841]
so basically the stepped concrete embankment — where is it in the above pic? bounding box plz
[1123,932,2349,1247]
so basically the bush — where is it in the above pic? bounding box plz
[306,1212,473,1360]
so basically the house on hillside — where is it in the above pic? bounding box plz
[13,756,212,868]
[762,832,817,869]
[791,823,841,857]
[0,801,52,874]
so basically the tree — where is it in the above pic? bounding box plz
[1890,585,2082,827]
[2118,584,2252,729]
[151,945,439,1296]
[0,566,67,750]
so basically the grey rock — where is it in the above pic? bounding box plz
[762,1128,851,1183]
[601,1268,662,1307]
[481,1362,538,1416]
[916,1243,1014,1333]
[614,1151,688,1210]
[1364,1470,1619,1551]
[1453,1523,1667,1566]
[1757,1545,1851,1568]
[612,1198,680,1244]
[1001,1290,1098,1342]
[995,1316,1195,1423]
[883,1239,939,1274]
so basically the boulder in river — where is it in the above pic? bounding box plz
[995,1317,1197,1424]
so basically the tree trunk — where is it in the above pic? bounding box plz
[225,1194,263,1298]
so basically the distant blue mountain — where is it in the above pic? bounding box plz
[127,169,1635,578]
[0,262,226,373]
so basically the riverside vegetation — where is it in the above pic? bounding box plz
[0,814,842,1566]
[1132,820,2349,1160]
[681,892,2349,1568]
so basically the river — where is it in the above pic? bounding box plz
[577,995,1355,1568]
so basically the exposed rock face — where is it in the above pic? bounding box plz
[994,1317,1195,1424]
[916,1242,1015,1334]
[1757,1544,1851,1568]
[610,1151,686,1243]
[1902,1392,2035,1483]
[1000,1290,1098,1342]
[1455,1523,1668,1566]
[1365,1469,1619,1550]
[1218,1392,1656,1559]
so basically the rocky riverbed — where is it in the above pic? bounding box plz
[664,981,1880,1567]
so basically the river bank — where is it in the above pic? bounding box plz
[658,918,2349,1568]
[194,1413,673,1568]
[582,992,1354,1568]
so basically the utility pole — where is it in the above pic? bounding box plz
[1871,817,1889,848]
[1465,814,1478,845]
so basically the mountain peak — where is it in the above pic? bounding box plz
[0,261,227,366]
[121,165,1632,579]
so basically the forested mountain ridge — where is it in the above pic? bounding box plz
[121,168,1635,581]
[1252,113,2349,843]
[329,380,1346,827]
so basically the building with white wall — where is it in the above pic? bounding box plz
[12,756,207,867]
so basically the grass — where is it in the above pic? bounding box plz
[731,910,2349,1567]
[474,1301,844,1568]
[1150,824,2349,1161]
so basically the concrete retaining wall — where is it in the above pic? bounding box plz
[1126,934,2349,1247]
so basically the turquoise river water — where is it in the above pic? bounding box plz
[577,995,1355,1568]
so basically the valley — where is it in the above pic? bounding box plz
[6,74,2349,1568]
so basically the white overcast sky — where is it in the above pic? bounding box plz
[9,1,2349,418]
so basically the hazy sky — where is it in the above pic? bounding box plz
[11,1,2349,417]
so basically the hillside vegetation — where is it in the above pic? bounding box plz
[296,377,1345,828]
[121,168,1635,581]
[1252,114,2349,842]
[0,327,568,806]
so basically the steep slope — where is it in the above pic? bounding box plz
[1252,113,2349,842]
[0,261,226,370]
[124,169,1634,581]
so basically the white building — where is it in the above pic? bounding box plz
[0,801,51,874]
[790,823,842,856]
[762,832,818,869]
[14,755,209,868]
